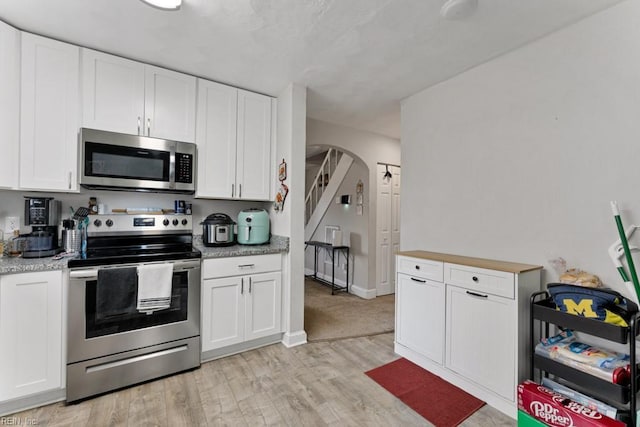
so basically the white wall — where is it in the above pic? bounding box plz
[306,119,400,296]
[401,0,640,298]
[304,159,369,294]
[271,83,307,347]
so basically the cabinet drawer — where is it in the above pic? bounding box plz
[203,253,281,279]
[444,263,514,299]
[397,256,443,282]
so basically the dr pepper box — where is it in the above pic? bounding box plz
[518,380,625,427]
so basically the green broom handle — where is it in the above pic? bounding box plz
[612,201,640,301]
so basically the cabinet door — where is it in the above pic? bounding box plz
[20,33,79,192]
[0,21,20,189]
[81,48,145,135]
[236,90,272,200]
[195,79,237,199]
[245,271,281,341]
[396,273,445,364]
[446,284,515,401]
[201,276,244,351]
[144,65,196,142]
[0,270,63,400]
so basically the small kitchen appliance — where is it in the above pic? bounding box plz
[237,208,270,245]
[20,196,61,258]
[79,128,196,194]
[201,213,236,247]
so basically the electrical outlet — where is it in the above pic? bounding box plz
[5,216,20,233]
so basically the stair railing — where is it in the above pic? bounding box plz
[305,148,341,224]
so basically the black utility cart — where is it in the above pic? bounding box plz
[530,291,639,426]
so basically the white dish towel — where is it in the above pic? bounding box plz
[137,263,173,314]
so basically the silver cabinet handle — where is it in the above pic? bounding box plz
[147,118,151,136]
[241,277,244,294]
[249,277,252,293]
[239,184,242,198]
[68,171,72,189]
[238,264,255,268]
[231,184,235,198]
[137,117,141,135]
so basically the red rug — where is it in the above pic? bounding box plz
[365,358,485,427]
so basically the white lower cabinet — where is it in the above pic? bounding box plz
[445,284,515,400]
[396,272,444,365]
[0,270,64,401]
[395,252,541,419]
[201,254,282,353]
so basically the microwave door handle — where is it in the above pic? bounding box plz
[169,148,176,189]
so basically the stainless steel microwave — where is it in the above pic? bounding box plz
[79,128,196,194]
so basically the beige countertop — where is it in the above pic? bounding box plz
[397,250,543,274]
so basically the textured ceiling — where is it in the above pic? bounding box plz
[0,0,623,139]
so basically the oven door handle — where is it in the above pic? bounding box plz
[69,269,99,279]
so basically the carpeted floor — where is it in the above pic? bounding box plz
[304,278,395,342]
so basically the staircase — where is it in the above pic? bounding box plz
[304,148,353,241]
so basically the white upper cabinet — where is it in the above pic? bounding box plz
[20,32,79,192]
[195,79,237,198]
[144,65,197,142]
[236,90,273,201]
[81,49,196,142]
[0,21,20,189]
[81,49,145,136]
[196,79,274,200]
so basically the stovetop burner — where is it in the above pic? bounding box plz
[67,213,200,268]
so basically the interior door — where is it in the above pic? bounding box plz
[376,164,401,296]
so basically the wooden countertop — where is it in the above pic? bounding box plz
[397,250,543,274]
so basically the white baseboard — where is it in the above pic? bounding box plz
[0,389,65,417]
[349,285,377,299]
[281,330,307,348]
[305,268,378,299]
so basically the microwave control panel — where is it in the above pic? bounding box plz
[175,153,193,183]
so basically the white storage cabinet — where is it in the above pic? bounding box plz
[0,270,64,401]
[81,48,196,143]
[395,256,445,364]
[0,20,20,189]
[20,33,79,192]
[201,254,282,353]
[195,78,274,201]
[394,251,541,419]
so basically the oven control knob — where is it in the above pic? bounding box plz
[93,219,102,227]
[182,219,188,226]
[105,219,114,227]
[163,219,170,226]
[172,219,179,226]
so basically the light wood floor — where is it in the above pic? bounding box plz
[8,333,515,426]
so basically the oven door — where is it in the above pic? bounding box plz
[67,259,200,364]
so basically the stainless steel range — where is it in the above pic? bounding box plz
[66,214,201,402]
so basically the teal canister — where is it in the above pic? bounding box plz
[237,209,270,245]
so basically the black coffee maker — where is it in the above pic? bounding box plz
[21,196,61,258]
